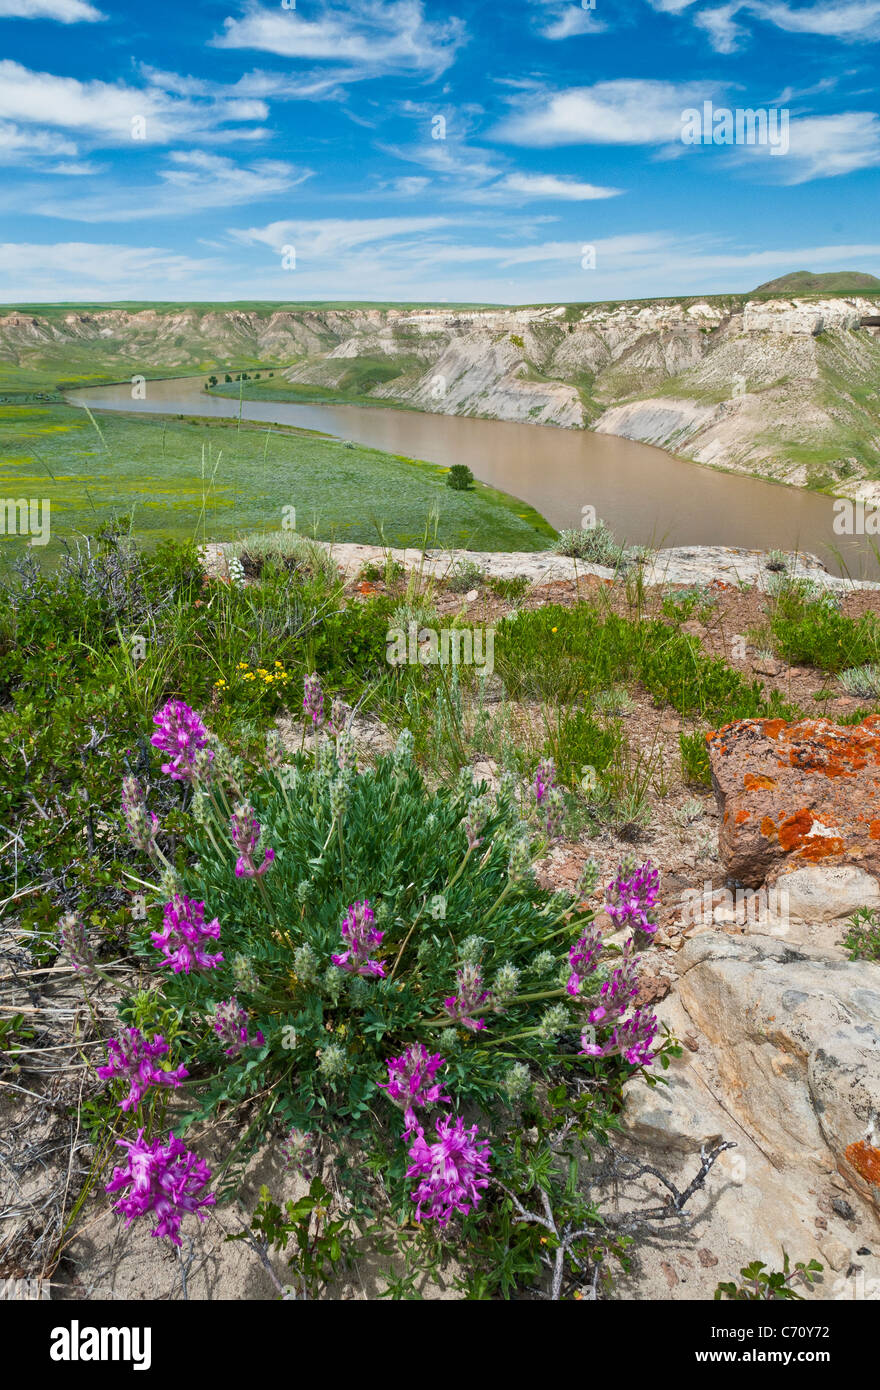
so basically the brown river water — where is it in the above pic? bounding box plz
[69,377,879,580]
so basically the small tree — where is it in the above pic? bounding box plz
[446,465,474,491]
[224,373,232,383]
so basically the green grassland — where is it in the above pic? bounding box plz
[0,401,554,565]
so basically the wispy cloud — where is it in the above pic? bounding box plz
[493,79,712,146]
[0,119,77,163]
[29,151,312,221]
[528,1,608,39]
[658,0,880,53]
[0,60,269,148]
[0,0,104,21]
[229,216,451,261]
[739,110,880,180]
[0,240,219,299]
[212,0,466,80]
[497,172,622,199]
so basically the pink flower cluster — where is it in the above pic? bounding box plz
[105,1129,215,1246]
[406,1116,491,1227]
[229,802,275,878]
[97,1028,188,1112]
[150,895,223,975]
[605,858,660,936]
[212,997,265,1056]
[566,923,604,998]
[443,962,489,1032]
[332,899,386,978]
[150,699,213,784]
[378,1043,450,1131]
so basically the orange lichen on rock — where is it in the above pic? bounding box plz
[744,773,776,791]
[845,1140,880,1187]
[708,715,880,887]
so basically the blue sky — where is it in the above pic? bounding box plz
[1,0,879,302]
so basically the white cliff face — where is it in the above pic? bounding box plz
[2,296,880,491]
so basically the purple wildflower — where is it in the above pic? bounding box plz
[229,802,275,878]
[406,1116,491,1226]
[212,997,265,1056]
[543,787,565,840]
[303,672,324,728]
[567,923,604,997]
[280,1127,316,1182]
[150,894,223,975]
[605,859,660,936]
[580,1008,658,1068]
[378,1044,450,1131]
[105,1129,215,1246]
[443,962,489,1032]
[532,758,556,805]
[97,1028,188,1112]
[331,899,386,978]
[121,776,159,855]
[57,913,95,974]
[586,941,640,1027]
[150,700,213,784]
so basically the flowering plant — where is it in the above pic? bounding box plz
[110,693,667,1270]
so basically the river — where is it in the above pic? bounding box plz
[68,377,879,579]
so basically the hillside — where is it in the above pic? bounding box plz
[1,295,880,497]
[753,271,880,294]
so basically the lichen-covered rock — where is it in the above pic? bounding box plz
[707,716,880,888]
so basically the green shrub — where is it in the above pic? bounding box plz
[446,558,485,592]
[446,465,474,491]
[841,906,880,961]
[494,604,801,724]
[552,521,627,567]
[542,708,621,791]
[679,731,712,786]
[488,575,530,601]
[767,585,878,673]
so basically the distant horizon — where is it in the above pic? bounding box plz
[3,279,880,313]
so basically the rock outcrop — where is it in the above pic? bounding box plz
[620,931,880,1295]
[708,716,880,888]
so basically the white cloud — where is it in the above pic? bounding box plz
[694,3,749,53]
[0,119,77,163]
[741,110,880,181]
[213,0,465,78]
[499,172,623,199]
[0,241,219,299]
[230,216,450,260]
[0,0,104,20]
[47,160,100,174]
[0,60,269,146]
[756,0,880,39]
[656,0,880,51]
[528,1,608,39]
[643,0,699,11]
[31,151,311,221]
[493,79,712,146]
